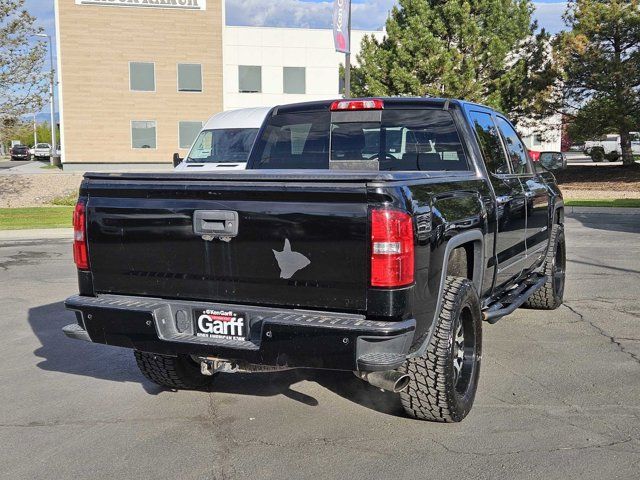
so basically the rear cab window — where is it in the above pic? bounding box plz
[250,106,470,171]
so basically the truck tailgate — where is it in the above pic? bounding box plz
[84,175,371,312]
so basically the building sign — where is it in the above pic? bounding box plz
[332,0,351,53]
[75,0,206,10]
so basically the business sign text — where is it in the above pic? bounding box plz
[75,0,206,11]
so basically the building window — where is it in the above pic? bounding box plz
[339,72,345,95]
[129,62,155,92]
[179,121,202,149]
[533,134,543,146]
[131,121,157,149]
[238,65,262,93]
[178,63,202,92]
[283,67,305,94]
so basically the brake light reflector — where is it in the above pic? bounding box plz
[73,200,89,270]
[370,209,414,288]
[330,99,384,111]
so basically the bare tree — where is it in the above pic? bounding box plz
[0,0,47,148]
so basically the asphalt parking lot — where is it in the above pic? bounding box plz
[0,160,30,170]
[1,213,638,480]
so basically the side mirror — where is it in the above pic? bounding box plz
[534,161,548,173]
[172,152,183,167]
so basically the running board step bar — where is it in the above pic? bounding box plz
[483,275,547,324]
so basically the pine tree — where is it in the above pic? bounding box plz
[350,0,558,126]
[559,0,640,165]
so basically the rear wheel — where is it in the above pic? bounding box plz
[524,224,565,310]
[590,148,605,162]
[134,351,214,389]
[400,277,482,422]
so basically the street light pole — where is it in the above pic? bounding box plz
[33,112,37,146]
[35,33,57,166]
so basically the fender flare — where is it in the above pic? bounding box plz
[409,229,485,358]
[553,199,565,224]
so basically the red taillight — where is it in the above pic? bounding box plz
[330,99,384,111]
[370,209,414,288]
[73,200,89,270]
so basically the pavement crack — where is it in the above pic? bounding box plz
[564,302,640,365]
[428,436,636,457]
[206,392,234,480]
[0,415,210,428]
[563,303,584,320]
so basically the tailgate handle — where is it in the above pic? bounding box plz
[193,210,238,238]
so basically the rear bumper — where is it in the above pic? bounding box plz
[64,294,415,371]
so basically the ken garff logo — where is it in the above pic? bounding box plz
[272,239,310,279]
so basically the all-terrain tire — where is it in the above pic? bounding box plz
[590,148,605,162]
[134,351,214,389]
[400,277,482,422]
[524,224,565,310]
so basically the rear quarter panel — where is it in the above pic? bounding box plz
[370,175,494,348]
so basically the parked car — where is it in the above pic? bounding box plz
[584,132,640,162]
[538,151,567,170]
[33,143,51,160]
[64,98,565,423]
[173,107,271,171]
[9,144,31,161]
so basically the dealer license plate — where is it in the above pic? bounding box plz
[193,308,246,341]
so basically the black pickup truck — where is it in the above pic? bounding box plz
[64,98,565,422]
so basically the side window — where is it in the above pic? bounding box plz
[468,111,510,174]
[130,62,155,92]
[238,66,262,93]
[178,64,202,92]
[496,116,530,174]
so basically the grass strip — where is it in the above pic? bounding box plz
[565,198,640,208]
[0,207,74,230]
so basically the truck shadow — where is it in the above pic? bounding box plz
[28,301,165,395]
[311,370,405,417]
[28,301,402,415]
[208,370,319,406]
[211,370,404,417]
[567,212,640,235]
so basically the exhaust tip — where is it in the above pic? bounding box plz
[393,373,411,393]
[354,370,411,393]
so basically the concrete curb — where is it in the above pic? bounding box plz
[0,228,73,242]
[566,206,640,215]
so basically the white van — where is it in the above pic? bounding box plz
[174,107,271,171]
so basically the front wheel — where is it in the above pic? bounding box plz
[400,277,482,422]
